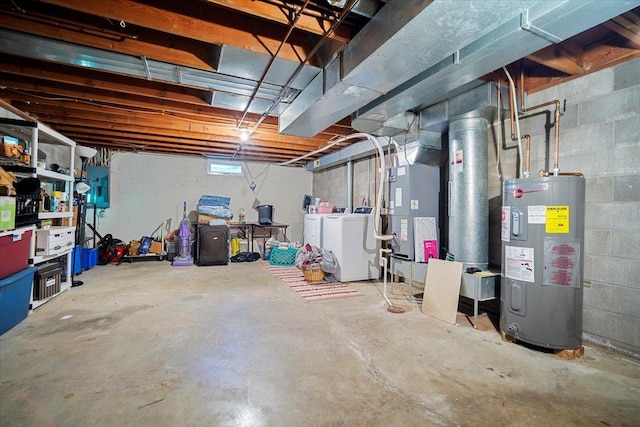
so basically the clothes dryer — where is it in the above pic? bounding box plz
[304,212,345,247]
[322,207,380,282]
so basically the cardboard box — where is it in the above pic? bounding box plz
[72,204,78,227]
[128,240,141,255]
[0,196,16,231]
[149,240,162,254]
[198,214,230,225]
[198,213,216,224]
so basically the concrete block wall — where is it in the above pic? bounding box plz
[487,57,640,357]
[99,152,312,245]
[312,157,379,210]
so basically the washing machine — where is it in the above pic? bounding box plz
[304,212,345,247]
[322,207,380,282]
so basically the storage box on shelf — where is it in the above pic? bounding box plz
[15,191,40,227]
[33,263,62,301]
[0,195,15,231]
[35,226,75,257]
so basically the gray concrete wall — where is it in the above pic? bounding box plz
[313,57,640,358]
[312,157,379,210]
[101,153,312,244]
[487,57,640,357]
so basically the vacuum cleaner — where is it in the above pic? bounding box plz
[172,201,194,267]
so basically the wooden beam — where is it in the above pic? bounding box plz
[526,45,640,93]
[39,0,325,64]
[0,12,216,72]
[0,56,210,106]
[27,112,324,151]
[526,44,584,75]
[202,0,351,41]
[604,15,640,47]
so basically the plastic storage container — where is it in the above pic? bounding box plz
[71,245,82,275]
[269,247,298,266]
[33,263,62,300]
[82,247,98,270]
[0,266,36,335]
[0,228,33,281]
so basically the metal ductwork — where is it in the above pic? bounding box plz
[280,0,563,137]
[305,136,392,171]
[327,0,383,18]
[0,28,320,117]
[352,0,640,134]
[448,117,489,270]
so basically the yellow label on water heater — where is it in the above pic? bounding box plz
[546,206,569,233]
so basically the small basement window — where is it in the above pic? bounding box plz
[207,160,243,176]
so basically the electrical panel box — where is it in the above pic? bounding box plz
[86,165,110,209]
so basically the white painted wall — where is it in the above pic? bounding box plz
[91,152,312,245]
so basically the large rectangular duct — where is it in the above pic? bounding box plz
[352,0,640,134]
[280,0,555,137]
[0,29,320,116]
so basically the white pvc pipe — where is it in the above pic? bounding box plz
[380,248,393,308]
[277,138,343,166]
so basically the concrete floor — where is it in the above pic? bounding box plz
[1,261,639,427]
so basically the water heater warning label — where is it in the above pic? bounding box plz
[543,239,580,288]
[546,206,569,233]
[505,245,534,283]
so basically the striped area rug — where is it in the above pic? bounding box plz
[263,262,363,302]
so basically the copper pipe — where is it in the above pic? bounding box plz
[523,134,531,176]
[520,68,562,174]
[538,171,584,177]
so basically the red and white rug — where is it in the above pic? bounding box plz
[263,262,363,302]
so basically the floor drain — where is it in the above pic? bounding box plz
[387,305,407,314]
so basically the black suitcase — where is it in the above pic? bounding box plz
[196,224,229,266]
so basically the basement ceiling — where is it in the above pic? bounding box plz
[0,0,639,165]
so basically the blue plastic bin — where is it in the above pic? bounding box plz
[0,266,36,335]
[82,248,98,270]
[71,245,82,275]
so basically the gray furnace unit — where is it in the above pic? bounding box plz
[501,175,585,350]
[388,160,440,261]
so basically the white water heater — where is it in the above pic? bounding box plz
[500,175,585,349]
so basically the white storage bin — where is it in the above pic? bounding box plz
[36,226,75,256]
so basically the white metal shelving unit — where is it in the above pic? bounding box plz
[1,101,76,309]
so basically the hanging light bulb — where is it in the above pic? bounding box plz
[239,128,249,142]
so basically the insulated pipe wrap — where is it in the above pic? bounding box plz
[448,117,489,270]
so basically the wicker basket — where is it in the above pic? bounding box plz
[0,143,23,158]
[302,265,324,282]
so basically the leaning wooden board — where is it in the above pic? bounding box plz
[421,259,464,324]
